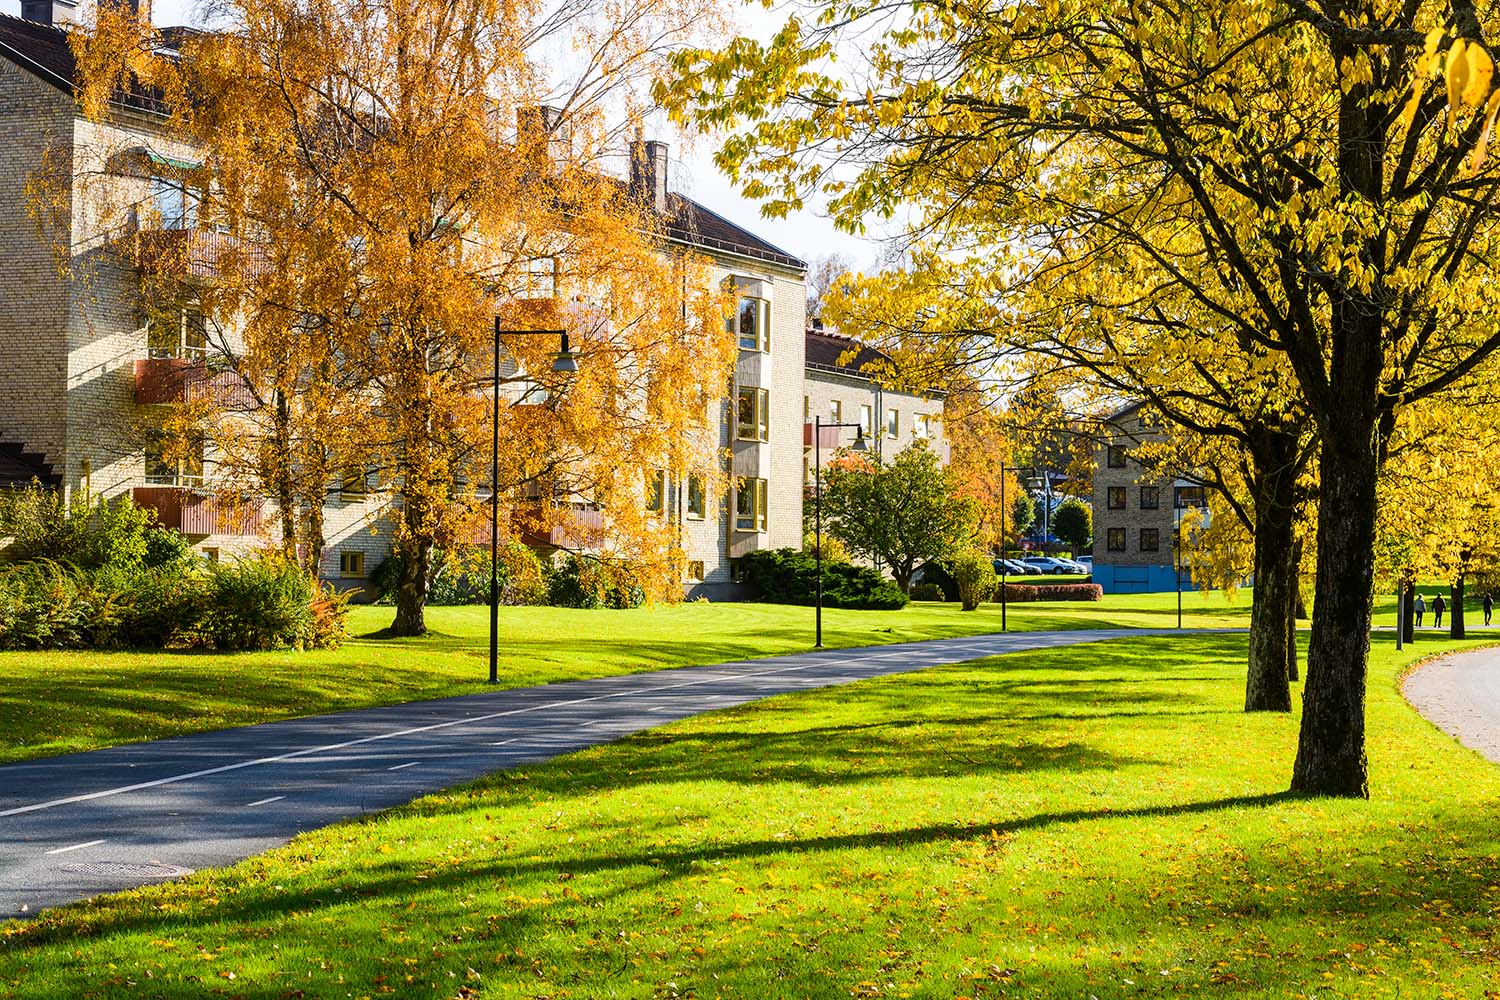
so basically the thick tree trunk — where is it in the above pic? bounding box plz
[1291,429,1379,798]
[391,536,431,636]
[301,500,326,579]
[1246,488,1294,711]
[1451,576,1466,640]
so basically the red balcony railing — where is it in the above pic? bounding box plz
[134,358,255,410]
[133,487,263,537]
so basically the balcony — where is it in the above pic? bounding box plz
[133,487,263,537]
[134,357,255,410]
[115,227,246,280]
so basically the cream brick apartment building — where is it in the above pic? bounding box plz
[0,3,808,598]
[1091,400,1205,594]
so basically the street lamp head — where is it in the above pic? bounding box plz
[850,426,868,452]
[551,332,579,374]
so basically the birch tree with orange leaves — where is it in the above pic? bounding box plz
[66,0,736,635]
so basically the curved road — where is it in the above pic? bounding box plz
[1403,645,1500,763]
[0,627,1193,920]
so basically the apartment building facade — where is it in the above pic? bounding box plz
[1091,401,1205,594]
[802,323,946,481]
[0,6,808,599]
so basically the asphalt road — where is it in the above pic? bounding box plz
[1403,644,1500,764]
[0,627,1182,919]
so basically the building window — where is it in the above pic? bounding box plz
[736,386,770,441]
[686,475,706,520]
[646,470,666,514]
[737,296,770,352]
[1140,527,1160,552]
[201,547,219,563]
[1107,444,1128,468]
[1140,486,1159,510]
[886,408,899,438]
[830,400,842,423]
[686,560,705,583]
[1107,486,1126,510]
[735,477,768,532]
[145,430,204,487]
[1106,527,1126,551]
[859,403,874,438]
[147,306,207,359]
[341,467,368,500]
[149,175,201,230]
[914,414,935,439]
[1175,485,1206,509]
[339,551,366,578]
[803,454,811,485]
[803,395,810,422]
[525,256,556,298]
[729,558,747,583]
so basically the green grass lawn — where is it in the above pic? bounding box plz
[0,590,1248,765]
[3,631,1497,998]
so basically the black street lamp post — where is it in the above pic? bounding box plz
[813,414,867,648]
[489,317,577,684]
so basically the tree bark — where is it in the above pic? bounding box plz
[272,389,298,563]
[1291,424,1379,798]
[1292,536,1309,621]
[1246,485,1294,711]
[1285,580,1299,683]
[391,535,431,636]
[1451,575,1466,640]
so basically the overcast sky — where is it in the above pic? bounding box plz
[0,0,889,274]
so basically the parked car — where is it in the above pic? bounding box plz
[993,558,1035,576]
[1021,556,1076,574]
[1076,555,1093,570]
[1052,558,1089,574]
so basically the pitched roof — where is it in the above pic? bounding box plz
[663,194,804,271]
[805,327,890,377]
[0,10,173,113]
[0,11,75,91]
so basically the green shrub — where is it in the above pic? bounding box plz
[742,548,908,610]
[950,549,998,611]
[109,565,209,648]
[0,483,188,573]
[202,555,317,650]
[909,582,946,602]
[546,555,648,610]
[499,542,549,606]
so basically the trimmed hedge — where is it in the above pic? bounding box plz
[742,548,909,610]
[995,582,1104,602]
[909,582,947,602]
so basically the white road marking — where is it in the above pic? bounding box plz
[645,706,668,713]
[387,761,419,771]
[244,796,285,808]
[45,839,104,855]
[491,738,520,746]
[0,630,1153,819]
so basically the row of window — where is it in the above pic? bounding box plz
[1105,485,1206,510]
[645,471,709,520]
[800,396,938,440]
[1104,526,1175,553]
[648,471,768,532]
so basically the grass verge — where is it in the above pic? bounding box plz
[4,630,1497,998]
[0,591,1247,764]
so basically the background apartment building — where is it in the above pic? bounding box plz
[1091,401,1204,594]
[0,6,808,599]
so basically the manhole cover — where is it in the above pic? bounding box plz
[59,861,194,878]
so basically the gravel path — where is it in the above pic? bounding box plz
[1402,645,1500,763]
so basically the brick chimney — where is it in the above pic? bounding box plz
[516,106,569,171]
[629,140,669,215]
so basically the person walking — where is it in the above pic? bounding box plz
[1433,593,1447,629]
[1485,593,1494,626]
[1415,592,1426,627]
